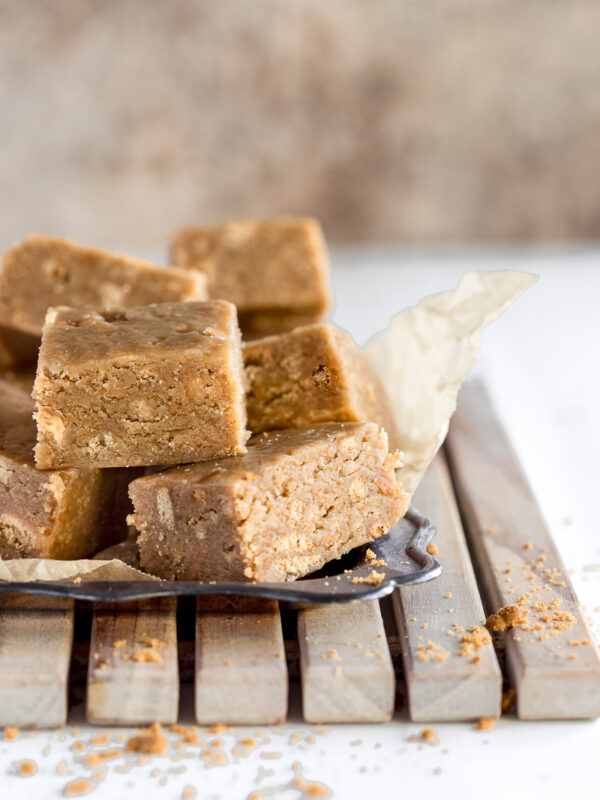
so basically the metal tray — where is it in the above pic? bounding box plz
[0,509,441,604]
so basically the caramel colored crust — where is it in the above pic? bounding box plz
[244,323,401,449]
[0,383,128,559]
[0,235,207,363]
[129,422,408,583]
[171,217,332,315]
[33,301,248,469]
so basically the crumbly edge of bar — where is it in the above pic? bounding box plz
[235,424,406,581]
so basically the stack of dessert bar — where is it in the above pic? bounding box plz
[0,219,408,582]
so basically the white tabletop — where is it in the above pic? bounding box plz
[2,248,599,799]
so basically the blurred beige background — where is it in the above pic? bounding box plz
[1,1,599,253]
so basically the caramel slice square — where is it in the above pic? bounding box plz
[33,301,248,469]
[171,217,332,316]
[0,235,207,363]
[129,422,407,582]
[244,323,400,448]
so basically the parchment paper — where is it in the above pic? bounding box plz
[366,270,537,494]
[0,269,536,583]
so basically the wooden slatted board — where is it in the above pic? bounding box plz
[446,380,600,719]
[0,380,598,727]
[298,600,395,723]
[0,595,73,728]
[86,598,179,726]
[394,452,502,721]
[195,596,288,725]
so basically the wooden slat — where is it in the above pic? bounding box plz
[446,380,600,719]
[393,453,502,721]
[87,598,179,725]
[298,600,395,723]
[195,597,287,725]
[0,595,73,728]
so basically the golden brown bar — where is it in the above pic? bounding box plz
[129,422,408,582]
[171,217,332,320]
[0,383,127,559]
[33,301,248,469]
[0,235,207,363]
[244,323,400,448]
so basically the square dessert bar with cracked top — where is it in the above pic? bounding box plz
[33,300,248,469]
[0,235,207,364]
[0,383,128,559]
[171,217,332,336]
[244,323,400,449]
[128,422,408,582]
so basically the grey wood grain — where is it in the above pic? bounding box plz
[446,380,600,719]
[394,452,502,721]
[195,597,288,725]
[0,594,73,728]
[298,600,395,723]
[87,598,179,725]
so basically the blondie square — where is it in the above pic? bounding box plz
[33,301,248,469]
[0,235,207,363]
[244,323,400,448]
[171,217,332,316]
[129,422,407,582]
[0,383,127,558]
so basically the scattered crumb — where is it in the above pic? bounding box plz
[476,717,496,731]
[85,749,123,767]
[63,779,95,797]
[126,723,168,755]
[416,640,450,663]
[333,666,342,677]
[485,605,529,632]
[15,759,37,776]
[444,592,452,599]
[426,543,438,556]
[351,570,385,585]
[71,741,86,752]
[365,548,376,561]
[143,637,166,649]
[182,787,196,800]
[208,724,226,734]
[523,541,533,550]
[419,728,438,745]
[4,726,19,740]
[113,640,127,648]
[456,625,492,657]
[128,649,163,663]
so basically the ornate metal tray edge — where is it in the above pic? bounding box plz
[0,509,441,604]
